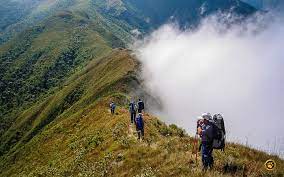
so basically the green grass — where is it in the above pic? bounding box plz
[0,1,275,176]
[0,9,129,137]
[0,48,137,155]
[0,49,283,177]
[1,98,283,176]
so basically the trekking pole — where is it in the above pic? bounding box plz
[195,133,198,165]
[195,119,201,166]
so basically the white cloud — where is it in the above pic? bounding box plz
[133,14,284,158]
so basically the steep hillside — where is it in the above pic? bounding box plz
[0,0,256,44]
[0,49,283,177]
[0,0,134,44]
[0,49,140,156]
[0,0,78,44]
[0,10,128,137]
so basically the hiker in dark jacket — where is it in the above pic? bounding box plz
[135,113,144,140]
[198,113,214,170]
[137,99,144,113]
[110,101,116,115]
[129,101,137,124]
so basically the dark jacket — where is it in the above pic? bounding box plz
[129,102,136,113]
[201,123,214,144]
[137,100,144,110]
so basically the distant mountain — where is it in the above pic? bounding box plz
[122,0,256,28]
[0,0,256,44]
[241,0,284,11]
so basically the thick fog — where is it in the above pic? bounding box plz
[133,14,284,157]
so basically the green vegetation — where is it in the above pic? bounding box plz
[0,49,283,177]
[0,9,128,137]
[0,49,137,155]
[0,0,256,44]
[0,1,280,176]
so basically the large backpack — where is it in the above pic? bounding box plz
[212,114,226,150]
[135,115,144,129]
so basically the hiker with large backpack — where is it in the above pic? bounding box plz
[135,113,144,140]
[137,98,144,113]
[197,113,226,170]
[197,113,214,170]
[129,101,137,124]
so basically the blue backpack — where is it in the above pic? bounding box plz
[111,103,116,110]
[136,116,144,129]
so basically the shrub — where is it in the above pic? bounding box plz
[112,122,127,140]
[86,132,104,148]
[158,125,172,137]
[134,167,157,177]
[169,124,186,137]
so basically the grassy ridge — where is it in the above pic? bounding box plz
[0,49,283,177]
[0,49,137,156]
[1,99,283,176]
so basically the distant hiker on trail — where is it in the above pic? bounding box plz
[197,113,214,170]
[110,101,116,115]
[137,98,144,113]
[129,101,137,124]
[135,113,144,140]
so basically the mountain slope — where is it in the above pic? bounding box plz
[0,49,140,155]
[0,0,257,142]
[0,0,134,44]
[120,0,256,28]
[0,10,129,137]
[0,0,256,44]
[0,49,283,177]
[241,0,284,11]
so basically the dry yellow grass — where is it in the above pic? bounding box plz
[0,49,283,177]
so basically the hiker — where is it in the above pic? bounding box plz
[137,98,144,113]
[197,113,214,170]
[109,101,116,115]
[129,101,137,124]
[135,113,144,140]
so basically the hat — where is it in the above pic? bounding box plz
[202,113,212,120]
